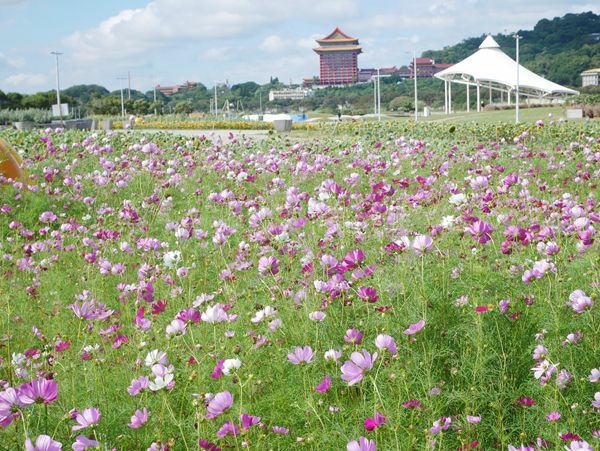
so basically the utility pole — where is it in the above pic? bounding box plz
[50,51,63,125]
[117,77,127,117]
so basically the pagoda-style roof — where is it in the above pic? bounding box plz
[314,45,362,53]
[314,27,362,54]
[316,27,359,44]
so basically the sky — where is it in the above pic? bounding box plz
[0,0,598,94]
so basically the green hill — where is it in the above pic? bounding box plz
[422,11,600,87]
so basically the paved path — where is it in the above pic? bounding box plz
[118,128,270,142]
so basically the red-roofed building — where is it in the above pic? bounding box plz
[313,27,362,86]
[408,58,453,78]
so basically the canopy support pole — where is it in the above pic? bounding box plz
[476,83,481,112]
[449,81,452,114]
[444,80,448,114]
[466,83,470,112]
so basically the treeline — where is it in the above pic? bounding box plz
[423,11,600,86]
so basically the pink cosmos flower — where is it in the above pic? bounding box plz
[412,235,433,255]
[466,415,481,424]
[593,392,600,410]
[403,320,425,335]
[72,407,101,431]
[545,411,561,421]
[25,435,62,451]
[0,387,23,427]
[375,334,397,355]
[240,413,261,430]
[567,290,593,314]
[217,420,240,437]
[347,436,376,451]
[465,220,494,244]
[206,391,233,419]
[272,425,289,434]
[341,350,378,386]
[344,328,363,345]
[71,435,99,451]
[288,346,315,365]
[315,376,331,393]
[38,211,57,223]
[589,368,600,383]
[127,376,149,396]
[429,416,452,435]
[258,256,279,275]
[128,407,149,428]
[18,378,58,405]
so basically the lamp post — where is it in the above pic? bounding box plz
[413,50,418,122]
[50,51,63,124]
[515,34,521,123]
[117,77,127,117]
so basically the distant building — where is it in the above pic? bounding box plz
[155,81,198,96]
[268,88,313,101]
[408,58,453,78]
[313,27,362,86]
[358,67,401,82]
[581,68,600,87]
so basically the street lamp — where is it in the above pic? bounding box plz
[373,68,382,121]
[50,51,63,124]
[413,50,418,122]
[514,34,521,123]
[117,77,127,117]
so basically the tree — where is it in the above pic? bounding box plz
[133,99,150,115]
[173,101,193,114]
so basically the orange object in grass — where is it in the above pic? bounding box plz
[0,137,26,183]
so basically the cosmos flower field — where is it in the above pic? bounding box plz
[0,119,598,450]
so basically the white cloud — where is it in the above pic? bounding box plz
[63,0,359,64]
[4,73,48,88]
[201,47,232,61]
[260,35,287,54]
[0,52,25,68]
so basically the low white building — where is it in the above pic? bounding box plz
[581,68,600,87]
[268,88,312,101]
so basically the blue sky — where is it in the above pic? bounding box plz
[1,0,598,94]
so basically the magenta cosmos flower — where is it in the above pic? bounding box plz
[347,436,376,451]
[288,346,315,364]
[341,350,378,386]
[72,407,101,431]
[19,378,58,405]
[403,320,425,335]
[206,391,233,419]
[357,286,378,303]
[315,376,331,393]
[25,435,62,451]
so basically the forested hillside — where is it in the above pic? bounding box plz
[423,11,600,86]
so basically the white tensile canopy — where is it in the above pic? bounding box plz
[434,36,578,115]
